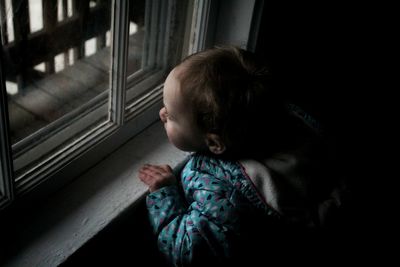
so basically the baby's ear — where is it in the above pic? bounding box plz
[205,133,226,155]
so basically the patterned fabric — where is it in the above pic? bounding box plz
[146,154,280,266]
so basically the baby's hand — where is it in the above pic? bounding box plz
[138,164,177,192]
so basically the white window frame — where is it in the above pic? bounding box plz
[0,0,191,210]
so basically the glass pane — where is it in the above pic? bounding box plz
[1,0,112,146]
[125,0,168,105]
[127,0,146,77]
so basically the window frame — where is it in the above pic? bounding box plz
[0,0,190,211]
[0,54,14,208]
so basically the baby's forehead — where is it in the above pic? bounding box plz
[172,64,189,78]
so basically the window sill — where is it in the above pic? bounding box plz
[2,122,188,267]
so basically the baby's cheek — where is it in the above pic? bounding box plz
[166,128,189,151]
[164,123,174,136]
[164,124,179,144]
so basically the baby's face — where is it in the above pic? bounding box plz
[159,67,207,152]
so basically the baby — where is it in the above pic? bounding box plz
[139,46,343,266]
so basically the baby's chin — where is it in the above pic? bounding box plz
[167,138,190,152]
[170,141,203,154]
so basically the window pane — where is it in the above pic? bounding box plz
[2,0,111,144]
[125,0,170,106]
[1,0,112,173]
[127,0,145,77]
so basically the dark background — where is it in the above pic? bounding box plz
[254,0,371,203]
[254,0,380,258]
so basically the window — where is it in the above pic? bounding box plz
[0,0,192,210]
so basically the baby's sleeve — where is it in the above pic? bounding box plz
[146,170,243,266]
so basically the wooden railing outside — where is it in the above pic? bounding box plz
[1,0,146,144]
[1,0,112,90]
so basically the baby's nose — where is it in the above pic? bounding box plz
[159,107,167,123]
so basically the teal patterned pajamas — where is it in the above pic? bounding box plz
[146,154,279,266]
